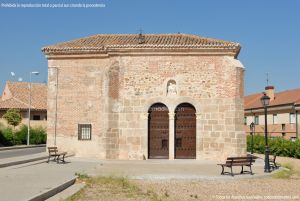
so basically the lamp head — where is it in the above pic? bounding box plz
[250,122,255,129]
[260,92,270,107]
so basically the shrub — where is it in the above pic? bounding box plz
[14,125,28,144]
[0,126,14,146]
[30,126,47,144]
[15,125,47,145]
[0,124,47,146]
[247,134,300,159]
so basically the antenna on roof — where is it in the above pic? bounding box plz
[137,28,145,44]
[266,72,269,86]
[137,28,143,35]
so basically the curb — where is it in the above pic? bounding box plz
[0,155,48,168]
[0,154,75,168]
[27,177,77,201]
[0,144,46,151]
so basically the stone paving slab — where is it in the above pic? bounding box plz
[0,159,101,201]
[0,152,48,168]
[0,156,279,201]
[86,158,275,181]
[0,144,46,151]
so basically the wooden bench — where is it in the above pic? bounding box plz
[47,147,67,163]
[218,156,255,176]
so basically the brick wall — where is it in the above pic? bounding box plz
[47,54,246,161]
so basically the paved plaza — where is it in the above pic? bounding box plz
[0,154,275,201]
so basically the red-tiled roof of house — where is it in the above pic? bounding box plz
[245,88,300,109]
[42,33,240,56]
[0,81,47,110]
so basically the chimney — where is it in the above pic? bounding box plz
[265,86,275,101]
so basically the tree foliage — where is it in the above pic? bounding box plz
[3,109,22,128]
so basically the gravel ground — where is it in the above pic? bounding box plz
[68,156,300,201]
[134,177,300,201]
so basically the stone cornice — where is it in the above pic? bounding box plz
[45,49,238,60]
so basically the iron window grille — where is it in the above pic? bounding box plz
[78,124,92,140]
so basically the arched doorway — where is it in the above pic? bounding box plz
[175,103,196,159]
[148,103,169,159]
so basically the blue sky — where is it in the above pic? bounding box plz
[0,0,299,95]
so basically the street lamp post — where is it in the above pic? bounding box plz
[250,122,255,154]
[27,71,40,146]
[260,92,271,173]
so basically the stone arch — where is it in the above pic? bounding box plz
[174,102,196,159]
[148,103,169,159]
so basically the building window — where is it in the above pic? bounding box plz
[273,114,278,124]
[78,124,92,140]
[290,113,296,124]
[254,116,259,125]
[33,115,41,120]
[282,124,286,131]
[244,117,247,125]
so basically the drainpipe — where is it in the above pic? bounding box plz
[296,110,298,139]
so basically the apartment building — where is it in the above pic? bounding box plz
[244,86,300,140]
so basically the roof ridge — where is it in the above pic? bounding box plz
[274,88,300,95]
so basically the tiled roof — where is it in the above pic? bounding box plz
[0,81,47,110]
[42,33,240,55]
[245,88,300,110]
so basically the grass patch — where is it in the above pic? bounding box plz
[65,176,170,201]
[75,172,89,179]
[272,163,299,179]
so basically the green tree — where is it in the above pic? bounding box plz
[3,109,22,129]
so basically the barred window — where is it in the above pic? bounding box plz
[78,124,92,140]
[290,113,296,124]
[254,116,259,125]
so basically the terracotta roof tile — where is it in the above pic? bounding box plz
[0,81,47,110]
[42,33,240,55]
[245,88,300,109]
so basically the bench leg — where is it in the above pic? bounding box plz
[231,166,233,176]
[241,166,244,174]
[47,156,50,163]
[274,161,278,169]
[220,166,225,175]
[56,155,61,164]
[61,154,66,163]
[250,165,253,175]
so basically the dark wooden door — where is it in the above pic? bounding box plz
[175,103,196,159]
[148,103,169,159]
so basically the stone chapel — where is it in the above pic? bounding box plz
[42,33,246,160]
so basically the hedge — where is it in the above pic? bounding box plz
[247,135,300,159]
[0,124,46,146]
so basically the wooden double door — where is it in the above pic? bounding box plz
[148,103,196,159]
